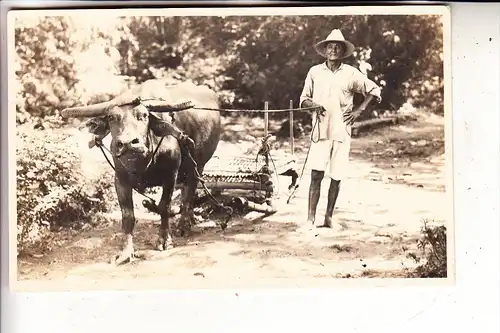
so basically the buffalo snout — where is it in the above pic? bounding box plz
[115,137,147,157]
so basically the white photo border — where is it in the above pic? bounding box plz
[2,2,499,332]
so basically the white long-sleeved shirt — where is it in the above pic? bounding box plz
[300,62,382,142]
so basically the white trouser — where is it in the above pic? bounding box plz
[306,137,351,181]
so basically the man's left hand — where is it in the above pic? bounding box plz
[343,108,363,126]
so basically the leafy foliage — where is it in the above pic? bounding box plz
[409,219,448,278]
[16,14,444,125]
[15,15,132,126]
[115,17,236,106]
[15,16,79,123]
[112,15,443,116]
[16,126,115,255]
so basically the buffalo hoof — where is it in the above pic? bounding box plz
[178,213,195,237]
[180,225,192,238]
[111,236,136,265]
[155,237,173,251]
[112,249,136,265]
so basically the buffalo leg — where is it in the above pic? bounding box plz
[178,168,200,237]
[114,177,136,265]
[156,169,178,251]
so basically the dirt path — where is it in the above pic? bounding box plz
[15,114,447,291]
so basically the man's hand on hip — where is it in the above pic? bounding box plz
[343,94,381,126]
[343,108,363,126]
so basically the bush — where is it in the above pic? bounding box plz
[409,219,447,278]
[16,126,115,255]
[15,16,130,127]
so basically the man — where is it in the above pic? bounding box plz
[299,29,382,229]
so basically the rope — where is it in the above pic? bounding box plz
[129,96,322,115]
[96,135,234,228]
[184,148,234,228]
[268,151,280,198]
[250,135,281,203]
[256,135,281,198]
[191,106,322,114]
[95,140,159,207]
[286,114,320,204]
[144,134,165,170]
[311,110,322,143]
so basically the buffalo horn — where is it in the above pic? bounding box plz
[60,100,116,119]
[60,93,139,119]
[143,100,195,113]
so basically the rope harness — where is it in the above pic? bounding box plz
[93,133,164,212]
[91,99,324,229]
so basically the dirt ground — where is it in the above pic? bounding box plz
[15,112,448,291]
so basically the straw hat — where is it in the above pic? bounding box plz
[314,29,355,59]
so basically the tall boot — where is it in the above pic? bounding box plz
[307,170,324,225]
[317,179,341,228]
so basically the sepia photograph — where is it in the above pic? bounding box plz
[9,5,452,291]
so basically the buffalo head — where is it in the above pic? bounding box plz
[61,94,193,171]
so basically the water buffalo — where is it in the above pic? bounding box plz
[60,79,222,264]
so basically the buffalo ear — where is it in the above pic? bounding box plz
[86,117,110,136]
[148,113,167,137]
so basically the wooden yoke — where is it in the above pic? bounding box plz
[88,114,195,152]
